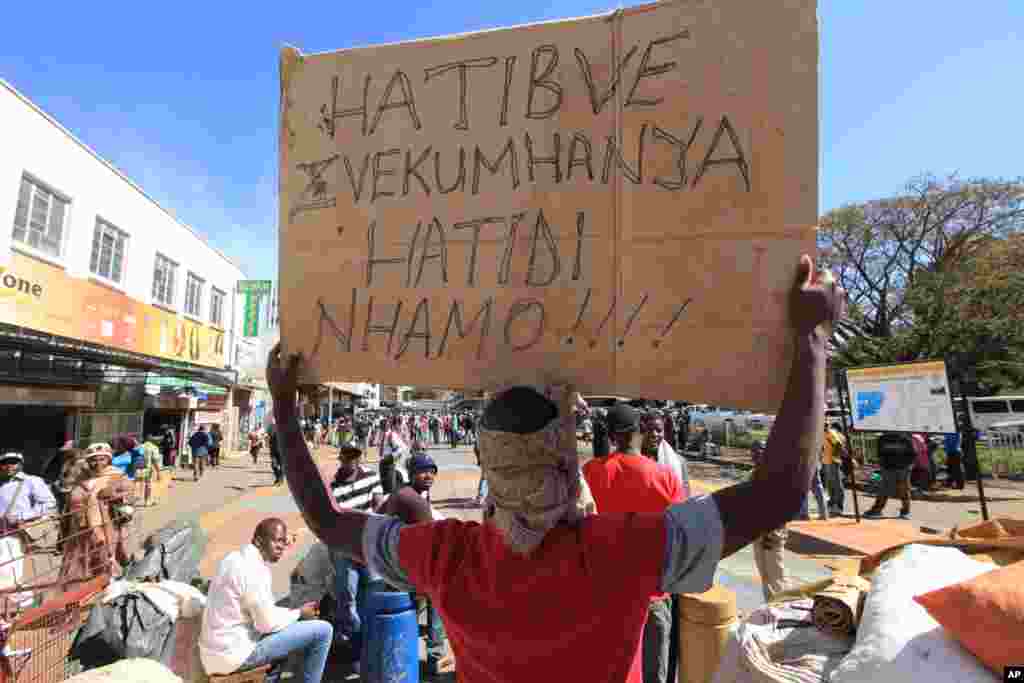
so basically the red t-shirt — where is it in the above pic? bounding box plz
[583,453,685,602]
[583,452,686,514]
[398,514,665,683]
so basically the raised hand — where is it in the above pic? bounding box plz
[266,343,302,406]
[791,255,846,337]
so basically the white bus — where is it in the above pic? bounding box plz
[967,396,1024,431]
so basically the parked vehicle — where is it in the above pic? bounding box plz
[966,396,1024,432]
[582,395,630,410]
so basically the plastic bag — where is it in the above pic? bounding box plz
[70,591,177,670]
[124,520,208,584]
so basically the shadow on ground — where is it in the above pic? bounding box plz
[436,497,483,511]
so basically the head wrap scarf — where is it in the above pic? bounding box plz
[477,384,595,555]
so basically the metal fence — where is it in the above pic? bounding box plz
[0,485,142,683]
[988,429,1024,478]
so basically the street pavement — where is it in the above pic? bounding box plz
[133,442,834,612]
[125,440,1024,681]
[133,442,1024,603]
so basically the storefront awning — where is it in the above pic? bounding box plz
[0,323,237,388]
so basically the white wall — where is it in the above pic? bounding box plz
[0,80,248,372]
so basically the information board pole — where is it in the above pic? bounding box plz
[835,369,861,523]
[952,365,990,522]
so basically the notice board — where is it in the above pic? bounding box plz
[846,361,958,434]
[278,0,818,410]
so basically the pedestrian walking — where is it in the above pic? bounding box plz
[160,426,177,468]
[864,432,915,519]
[209,424,223,468]
[944,429,965,489]
[430,414,441,446]
[474,442,488,507]
[268,425,283,486]
[378,419,409,495]
[798,462,829,521]
[140,435,163,506]
[189,425,211,482]
[249,430,263,465]
[821,423,847,516]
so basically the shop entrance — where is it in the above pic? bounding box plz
[144,409,186,466]
[0,406,68,479]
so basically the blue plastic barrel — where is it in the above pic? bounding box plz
[361,590,420,683]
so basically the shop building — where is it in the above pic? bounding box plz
[317,382,380,421]
[0,79,257,476]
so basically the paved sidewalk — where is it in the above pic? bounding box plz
[131,445,837,619]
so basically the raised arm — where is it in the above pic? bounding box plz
[268,345,367,563]
[712,256,844,559]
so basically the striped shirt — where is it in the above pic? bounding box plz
[331,467,382,511]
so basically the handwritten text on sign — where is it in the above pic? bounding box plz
[279,0,817,409]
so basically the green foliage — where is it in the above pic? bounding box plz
[826,176,1024,395]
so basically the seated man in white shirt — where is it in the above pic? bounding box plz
[199,518,333,683]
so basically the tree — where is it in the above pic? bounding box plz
[819,175,1024,338]
[834,234,1024,394]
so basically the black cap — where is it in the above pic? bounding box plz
[338,441,363,458]
[606,403,640,434]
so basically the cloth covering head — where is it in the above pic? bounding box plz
[478,384,590,555]
[85,443,113,459]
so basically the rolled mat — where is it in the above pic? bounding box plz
[811,575,871,637]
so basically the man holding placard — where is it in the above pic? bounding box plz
[268,255,844,683]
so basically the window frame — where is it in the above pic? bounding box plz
[210,287,226,328]
[11,172,72,263]
[89,216,130,286]
[152,253,179,309]
[184,272,205,319]
[972,400,1010,415]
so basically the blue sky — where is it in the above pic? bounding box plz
[2,1,1021,280]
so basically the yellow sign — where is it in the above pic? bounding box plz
[0,253,226,369]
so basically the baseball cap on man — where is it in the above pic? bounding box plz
[605,404,640,434]
[0,452,24,464]
[407,453,438,475]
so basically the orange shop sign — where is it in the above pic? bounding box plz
[0,252,226,369]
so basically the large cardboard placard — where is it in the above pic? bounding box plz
[278,0,817,410]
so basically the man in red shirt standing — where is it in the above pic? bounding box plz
[268,255,844,683]
[584,403,685,683]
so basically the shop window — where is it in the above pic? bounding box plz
[210,287,225,327]
[153,253,178,307]
[972,400,1009,414]
[95,383,145,411]
[77,412,143,448]
[12,174,69,259]
[89,218,129,284]
[185,272,205,318]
